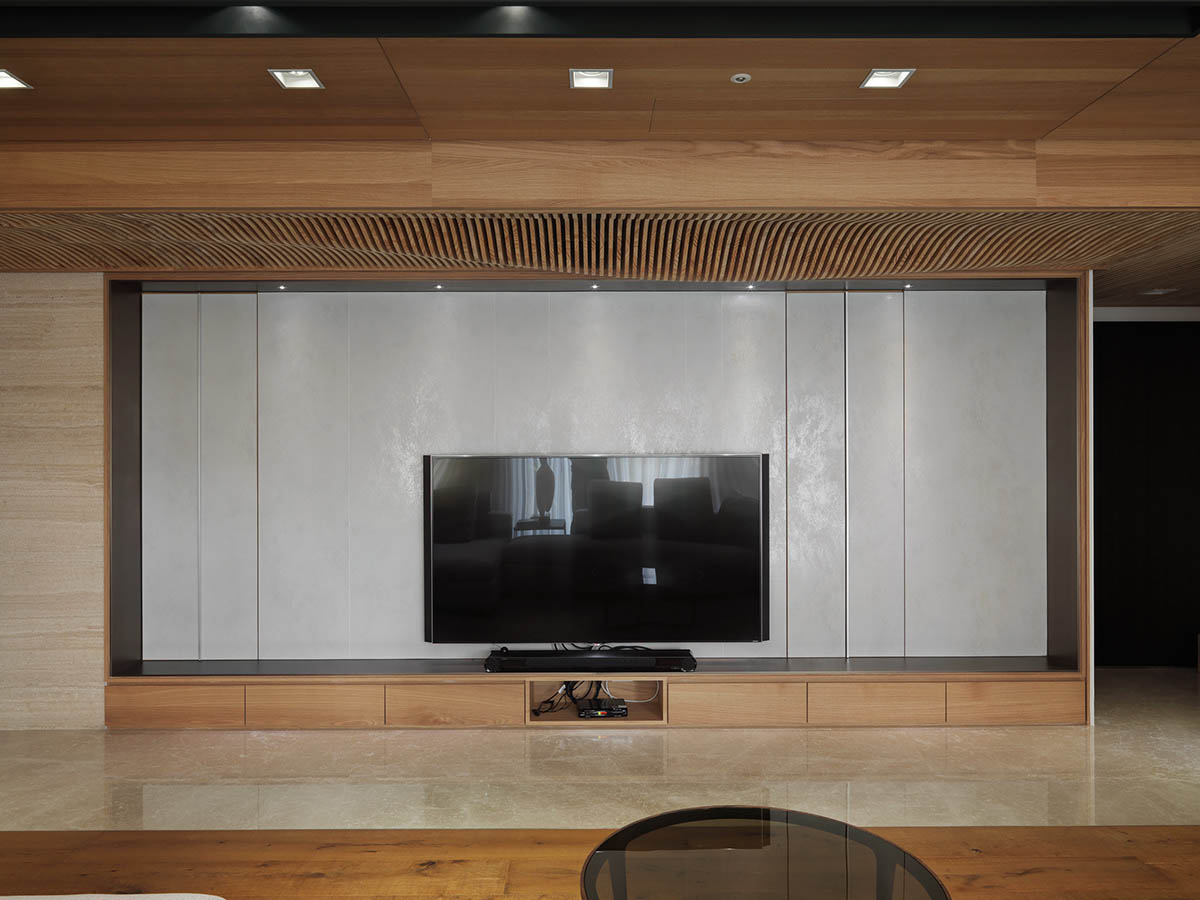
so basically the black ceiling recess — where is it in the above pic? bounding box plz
[0,3,1197,39]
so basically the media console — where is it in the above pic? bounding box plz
[103,657,1087,729]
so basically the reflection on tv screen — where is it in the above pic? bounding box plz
[426,455,766,644]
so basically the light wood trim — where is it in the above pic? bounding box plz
[1036,139,1200,207]
[105,684,245,729]
[946,680,1086,725]
[105,669,1086,687]
[385,682,525,727]
[3,139,1200,212]
[808,682,947,726]
[245,684,385,728]
[669,682,807,726]
[431,139,1038,209]
[0,141,433,210]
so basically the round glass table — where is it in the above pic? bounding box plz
[581,806,950,900]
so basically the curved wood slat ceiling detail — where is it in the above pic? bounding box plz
[2,210,1198,295]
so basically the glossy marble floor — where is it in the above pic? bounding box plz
[2,668,1197,831]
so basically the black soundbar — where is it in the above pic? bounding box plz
[484,648,697,673]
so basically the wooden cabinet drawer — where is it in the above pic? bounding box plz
[245,684,384,728]
[669,682,808,726]
[106,684,245,729]
[947,680,1085,725]
[386,682,525,726]
[808,682,946,725]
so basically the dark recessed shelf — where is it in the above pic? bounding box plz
[114,655,1077,678]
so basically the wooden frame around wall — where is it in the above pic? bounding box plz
[101,270,1095,727]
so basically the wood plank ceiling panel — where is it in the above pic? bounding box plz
[380,37,1173,140]
[2,210,1198,300]
[1046,35,1200,140]
[0,38,427,141]
[1094,230,1200,307]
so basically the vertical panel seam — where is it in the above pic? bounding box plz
[843,291,849,659]
[195,294,202,660]
[783,293,789,657]
[345,293,352,659]
[902,288,907,658]
[255,293,261,661]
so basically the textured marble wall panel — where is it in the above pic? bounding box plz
[0,272,105,728]
[347,292,496,658]
[257,292,349,658]
[545,291,689,454]
[904,290,1048,656]
[491,292,552,452]
[786,292,847,657]
[198,294,259,659]
[141,293,199,660]
[845,292,905,656]
[714,292,787,656]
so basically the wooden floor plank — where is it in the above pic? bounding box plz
[1,827,1199,900]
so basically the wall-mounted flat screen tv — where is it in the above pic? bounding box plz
[424,454,768,644]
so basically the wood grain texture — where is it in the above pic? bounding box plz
[808,682,947,726]
[2,827,1199,899]
[105,684,245,729]
[0,35,1182,143]
[245,684,385,728]
[3,137,1200,212]
[0,38,426,141]
[947,680,1086,725]
[0,142,433,210]
[385,682,525,727]
[0,272,105,729]
[1036,140,1200,208]
[433,139,1038,209]
[1047,35,1200,140]
[668,681,808,726]
[2,209,1198,283]
[1095,228,1200,306]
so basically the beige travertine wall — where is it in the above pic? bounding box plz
[0,272,105,729]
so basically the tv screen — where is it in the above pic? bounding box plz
[424,454,768,644]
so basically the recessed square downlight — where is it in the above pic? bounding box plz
[268,68,325,89]
[0,69,32,89]
[860,68,916,89]
[569,68,613,89]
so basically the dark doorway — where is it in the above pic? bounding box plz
[1094,321,1200,667]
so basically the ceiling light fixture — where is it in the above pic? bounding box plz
[860,68,916,89]
[591,283,599,289]
[278,285,287,291]
[435,284,444,290]
[268,68,324,89]
[569,68,613,89]
[747,284,756,290]
[730,73,752,84]
[0,69,32,89]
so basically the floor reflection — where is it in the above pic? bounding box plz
[1,668,1197,830]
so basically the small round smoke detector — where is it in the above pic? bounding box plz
[730,73,752,84]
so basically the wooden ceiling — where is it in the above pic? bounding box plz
[0,39,426,141]
[1046,34,1200,139]
[1,34,1198,303]
[0,35,1196,142]
[1,209,1197,306]
[383,37,1178,141]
